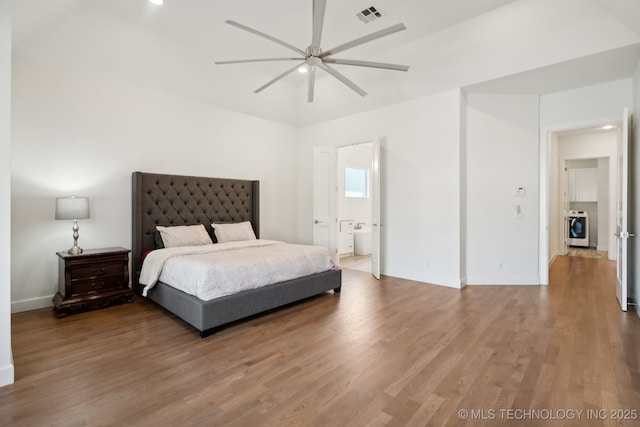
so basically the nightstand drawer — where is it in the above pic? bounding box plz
[72,277,126,295]
[55,247,133,317]
[71,263,124,281]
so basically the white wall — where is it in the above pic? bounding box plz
[597,157,610,251]
[0,0,15,387]
[11,55,300,311]
[337,143,372,228]
[299,84,628,290]
[547,132,559,265]
[459,94,468,285]
[465,94,540,285]
[298,90,463,288]
[541,79,633,129]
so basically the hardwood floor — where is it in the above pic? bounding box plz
[340,254,372,272]
[566,246,608,259]
[2,257,640,426]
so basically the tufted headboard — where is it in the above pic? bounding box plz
[131,171,259,294]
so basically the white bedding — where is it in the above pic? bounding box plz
[139,240,334,301]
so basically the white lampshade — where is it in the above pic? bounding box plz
[55,197,90,220]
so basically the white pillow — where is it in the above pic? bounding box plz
[212,221,257,243]
[156,224,213,248]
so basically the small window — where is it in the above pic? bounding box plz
[345,167,369,198]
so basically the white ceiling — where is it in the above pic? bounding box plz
[11,0,640,126]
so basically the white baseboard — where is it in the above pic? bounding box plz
[430,281,465,289]
[466,275,540,285]
[0,361,14,387]
[421,273,465,289]
[597,245,608,251]
[385,270,465,289]
[459,275,467,289]
[11,295,54,313]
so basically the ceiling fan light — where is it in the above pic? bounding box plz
[298,65,308,74]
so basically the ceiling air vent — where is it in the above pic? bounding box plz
[356,6,382,24]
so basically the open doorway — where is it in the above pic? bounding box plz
[547,126,617,264]
[336,143,373,272]
[313,141,380,278]
[564,157,610,259]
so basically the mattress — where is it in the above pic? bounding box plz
[139,240,334,301]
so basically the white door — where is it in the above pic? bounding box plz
[313,147,337,263]
[615,108,633,311]
[371,140,381,279]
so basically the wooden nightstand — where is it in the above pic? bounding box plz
[53,247,134,317]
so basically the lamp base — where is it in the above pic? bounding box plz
[67,246,83,255]
[68,220,83,255]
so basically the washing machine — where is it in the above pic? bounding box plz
[567,210,589,247]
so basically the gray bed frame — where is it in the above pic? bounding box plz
[131,171,341,337]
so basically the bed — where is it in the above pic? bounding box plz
[131,171,342,337]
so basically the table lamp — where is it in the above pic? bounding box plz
[55,196,90,254]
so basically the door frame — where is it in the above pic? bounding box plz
[335,139,381,278]
[539,116,621,285]
[615,108,630,311]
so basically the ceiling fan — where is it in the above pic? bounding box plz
[215,0,410,102]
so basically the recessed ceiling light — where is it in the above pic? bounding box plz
[149,0,164,5]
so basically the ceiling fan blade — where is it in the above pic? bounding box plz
[254,63,301,93]
[318,63,367,97]
[310,0,327,56]
[323,58,409,71]
[320,23,407,58]
[226,20,306,56]
[307,65,316,102]
[216,58,302,65]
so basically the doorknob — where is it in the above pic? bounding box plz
[314,220,320,224]
[615,231,636,238]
